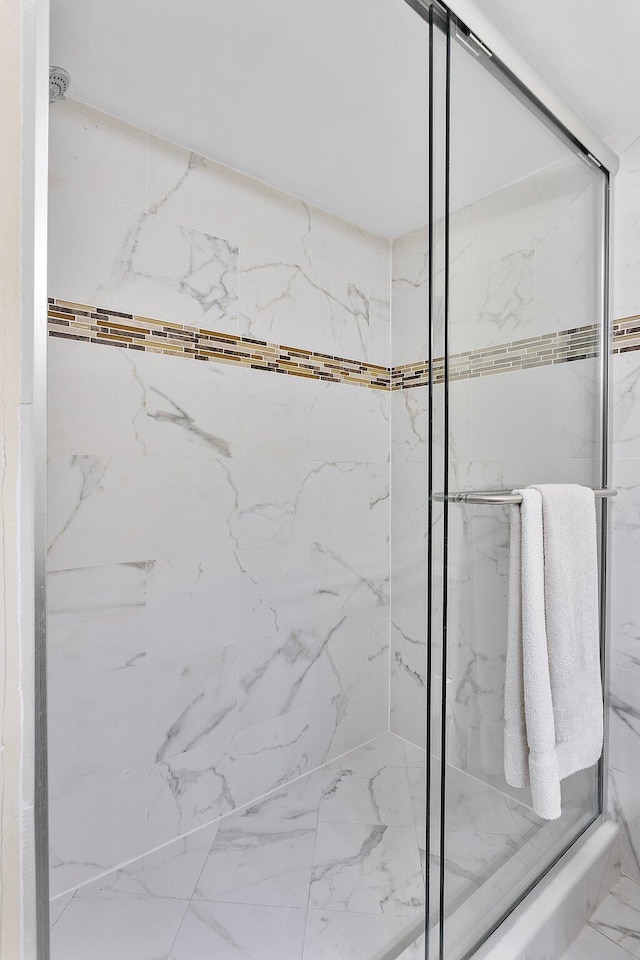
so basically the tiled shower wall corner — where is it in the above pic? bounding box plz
[389,159,602,767]
[608,120,640,883]
[46,98,392,896]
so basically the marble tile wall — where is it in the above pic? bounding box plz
[608,120,640,883]
[47,98,391,896]
[389,158,602,784]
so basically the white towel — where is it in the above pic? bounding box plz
[504,484,603,820]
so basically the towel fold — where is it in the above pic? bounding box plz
[504,484,603,820]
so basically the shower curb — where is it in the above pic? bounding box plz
[470,819,621,960]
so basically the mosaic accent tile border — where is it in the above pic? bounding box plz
[47,299,391,390]
[613,314,640,355]
[392,323,601,389]
[49,299,625,392]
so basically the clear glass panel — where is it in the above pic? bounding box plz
[435,14,607,960]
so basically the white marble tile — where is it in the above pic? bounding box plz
[308,536,390,620]
[449,248,536,354]
[390,536,427,615]
[145,548,276,662]
[525,876,586,960]
[303,910,417,960]
[471,160,598,267]
[48,772,146,897]
[390,458,427,540]
[471,358,598,464]
[369,463,390,537]
[49,182,239,330]
[318,752,413,826]
[612,459,640,567]
[609,769,640,883]
[310,381,389,465]
[614,205,640,320]
[49,891,75,928]
[309,681,372,768]
[611,561,640,673]
[610,665,640,778]
[145,734,239,848]
[146,711,309,847]
[309,821,423,916]
[390,606,426,750]
[147,134,312,267]
[194,815,316,907]
[607,124,640,217]
[391,225,428,366]
[369,296,391,367]
[142,348,314,462]
[560,925,634,960]
[47,563,146,685]
[237,767,325,827]
[391,388,427,465]
[49,99,147,210]
[77,825,217,901]
[310,207,390,296]
[47,453,239,570]
[614,352,640,460]
[47,337,147,456]
[589,876,640,958]
[50,892,189,960]
[237,614,368,730]
[239,246,370,360]
[535,225,598,335]
[170,901,307,960]
[48,645,237,799]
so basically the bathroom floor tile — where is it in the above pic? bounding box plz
[194,815,316,908]
[588,875,640,958]
[309,821,424,916]
[50,893,189,960]
[170,901,307,960]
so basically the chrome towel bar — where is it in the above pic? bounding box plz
[432,488,618,505]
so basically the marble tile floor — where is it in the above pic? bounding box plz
[562,876,640,960]
[49,732,546,960]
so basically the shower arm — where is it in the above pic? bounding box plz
[432,488,618,505]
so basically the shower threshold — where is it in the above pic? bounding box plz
[48,732,571,960]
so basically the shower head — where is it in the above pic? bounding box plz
[49,66,70,104]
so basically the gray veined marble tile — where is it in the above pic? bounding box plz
[560,925,635,960]
[318,754,414,826]
[609,768,640,883]
[147,133,313,268]
[310,207,390,297]
[239,246,370,362]
[309,822,424,917]
[47,336,148,457]
[49,890,75,928]
[170,901,307,960]
[146,710,310,848]
[589,876,640,958]
[48,772,147,897]
[47,563,146,685]
[50,892,189,960]
[303,910,418,960]
[194,815,316,908]
[48,645,238,800]
[74,825,218,902]
[49,182,239,331]
[235,766,326,827]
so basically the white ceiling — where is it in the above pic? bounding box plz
[50,0,630,238]
[476,0,640,140]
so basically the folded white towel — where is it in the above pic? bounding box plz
[504,484,603,820]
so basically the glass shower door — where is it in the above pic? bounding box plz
[427,9,609,960]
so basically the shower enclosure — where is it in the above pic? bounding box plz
[41,1,613,959]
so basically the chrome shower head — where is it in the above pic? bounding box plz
[49,66,70,104]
